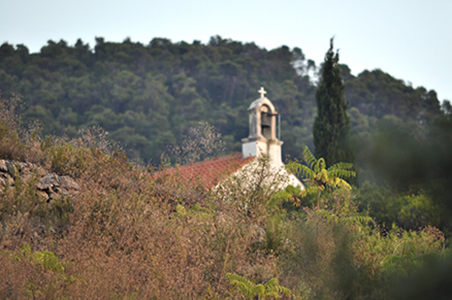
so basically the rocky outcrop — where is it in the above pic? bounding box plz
[0,159,80,201]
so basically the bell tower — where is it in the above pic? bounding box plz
[242,87,283,167]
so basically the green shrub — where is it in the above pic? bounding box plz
[357,182,442,230]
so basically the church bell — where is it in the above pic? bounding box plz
[261,111,271,128]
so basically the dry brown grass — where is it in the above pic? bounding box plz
[0,124,280,298]
[1,93,448,299]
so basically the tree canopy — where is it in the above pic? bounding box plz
[0,36,446,172]
[1,37,452,298]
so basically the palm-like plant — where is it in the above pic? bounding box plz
[226,273,292,299]
[287,146,356,209]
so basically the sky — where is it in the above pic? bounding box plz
[1,0,451,102]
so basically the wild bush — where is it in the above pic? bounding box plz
[1,93,449,299]
[357,182,442,231]
[0,243,79,299]
[281,188,445,300]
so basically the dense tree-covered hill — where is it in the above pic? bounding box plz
[0,36,446,167]
[2,38,452,298]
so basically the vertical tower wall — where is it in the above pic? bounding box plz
[242,88,283,168]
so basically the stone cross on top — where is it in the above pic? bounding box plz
[258,87,266,98]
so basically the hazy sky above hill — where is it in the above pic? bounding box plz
[2,0,451,102]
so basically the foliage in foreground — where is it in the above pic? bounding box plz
[286,145,355,208]
[227,273,292,299]
[0,95,450,299]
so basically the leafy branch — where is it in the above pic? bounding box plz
[287,146,356,209]
[226,273,292,299]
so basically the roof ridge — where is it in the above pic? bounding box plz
[178,152,243,169]
[174,152,254,190]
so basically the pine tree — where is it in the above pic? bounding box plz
[313,38,353,167]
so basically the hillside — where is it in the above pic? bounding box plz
[1,105,451,298]
[0,37,446,169]
[2,30,452,296]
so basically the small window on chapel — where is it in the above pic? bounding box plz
[261,105,272,139]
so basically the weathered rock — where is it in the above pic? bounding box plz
[0,160,7,172]
[5,160,19,177]
[37,173,60,192]
[36,173,80,200]
[0,173,14,186]
[59,175,81,196]
[32,165,47,178]
[36,190,50,201]
[0,159,80,201]
[19,168,33,182]
[61,176,80,188]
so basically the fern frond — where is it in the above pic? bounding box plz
[328,169,356,179]
[226,273,254,296]
[285,161,298,174]
[299,165,316,180]
[276,285,293,296]
[287,162,315,179]
[327,177,351,190]
[328,162,354,171]
[30,251,65,272]
[299,186,318,198]
[317,158,326,173]
[302,146,317,168]
[264,277,279,288]
[318,169,329,183]
[252,284,265,298]
[263,278,292,298]
[343,215,373,226]
[227,273,292,299]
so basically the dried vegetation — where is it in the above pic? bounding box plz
[0,93,447,299]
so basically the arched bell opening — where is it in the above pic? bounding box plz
[242,87,283,166]
[260,105,272,139]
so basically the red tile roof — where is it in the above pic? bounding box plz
[175,153,254,190]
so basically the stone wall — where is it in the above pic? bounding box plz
[0,159,80,201]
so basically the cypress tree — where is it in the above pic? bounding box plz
[313,38,353,166]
